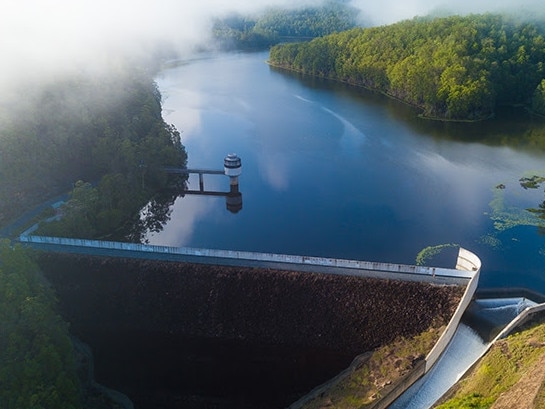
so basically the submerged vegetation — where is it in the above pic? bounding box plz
[479,171,545,252]
[416,243,460,266]
[270,14,545,121]
[487,187,542,232]
[483,172,545,238]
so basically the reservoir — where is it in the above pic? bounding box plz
[51,50,545,408]
[149,50,545,296]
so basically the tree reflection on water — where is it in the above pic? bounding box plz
[126,178,187,243]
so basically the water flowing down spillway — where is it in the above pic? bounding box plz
[388,323,487,409]
[389,297,538,409]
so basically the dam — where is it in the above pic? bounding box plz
[25,234,480,409]
[11,152,481,408]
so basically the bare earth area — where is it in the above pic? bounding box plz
[491,351,545,409]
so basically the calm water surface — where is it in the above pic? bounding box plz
[151,51,545,295]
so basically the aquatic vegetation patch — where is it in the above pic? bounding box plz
[519,174,545,189]
[486,182,544,233]
[478,234,502,249]
[415,243,459,266]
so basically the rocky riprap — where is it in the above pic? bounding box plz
[38,254,464,409]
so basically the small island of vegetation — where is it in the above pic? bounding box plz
[269,14,545,121]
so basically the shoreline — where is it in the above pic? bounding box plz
[266,60,496,123]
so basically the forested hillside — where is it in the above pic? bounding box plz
[212,0,360,50]
[270,14,545,120]
[0,68,187,236]
[0,240,80,408]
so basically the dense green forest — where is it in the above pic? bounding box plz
[212,0,360,50]
[0,240,80,408]
[0,67,187,237]
[270,14,545,120]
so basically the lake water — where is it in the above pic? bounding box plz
[150,51,545,296]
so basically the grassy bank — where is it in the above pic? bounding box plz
[434,317,545,409]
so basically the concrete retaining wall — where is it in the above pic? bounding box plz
[359,248,481,409]
[425,248,481,371]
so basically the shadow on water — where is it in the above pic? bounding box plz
[270,66,545,152]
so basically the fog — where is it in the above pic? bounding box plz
[352,0,543,25]
[1,0,298,86]
[1,0,543,93]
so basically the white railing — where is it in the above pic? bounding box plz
[19,235,477,281]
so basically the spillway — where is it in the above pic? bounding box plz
[389,297,538,409]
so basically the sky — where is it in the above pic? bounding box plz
[0,0,543,91]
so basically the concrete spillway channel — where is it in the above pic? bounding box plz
[389,297,539,409]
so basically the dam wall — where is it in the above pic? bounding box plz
[35,251,471,409]
[37,252,467,354]
[290,248,481,409]
[25,236,481,408]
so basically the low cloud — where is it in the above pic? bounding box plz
[354,0,544,25]
[1,0,302,81]
[1,0,543,91]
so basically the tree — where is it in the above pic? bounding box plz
[532,79,545,115]
[0,240,80,408]
[269,13,545,121]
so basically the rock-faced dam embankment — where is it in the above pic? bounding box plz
[38,253,464,409]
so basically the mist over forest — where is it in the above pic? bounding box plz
[2,0,545,232]
[1,0,544,94]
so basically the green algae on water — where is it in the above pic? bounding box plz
[416,243,459,266]
[487,181,544,232]
[478,233,502,249]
